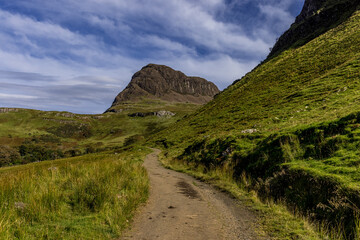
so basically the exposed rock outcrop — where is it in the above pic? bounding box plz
[108,64,220,111]
[55,112,75,118]
[0,108,20,113]
[241,129,258,134]
[268,0,360,58]
[154,110,175,117]
[295,0,328,23]
[128,111,175,118]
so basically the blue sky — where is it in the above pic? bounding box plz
[0,0,304,114]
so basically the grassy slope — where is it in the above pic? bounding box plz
[154,5,360,239]
[0,146,151,239]
[160,155,327,240]
[0,101,199,166]
[0,101,198,148]
[158,9,360,145]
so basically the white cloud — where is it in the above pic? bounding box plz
[56,0,271,55]
[167,55,259,89]
[0,9,88,46]
[0,93,38,99]
[259,4,294,29]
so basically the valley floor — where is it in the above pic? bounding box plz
[122,149,268,240]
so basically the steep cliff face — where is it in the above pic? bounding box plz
[268,0,360,58]
[109,64,220,108]
[295,0,328,23]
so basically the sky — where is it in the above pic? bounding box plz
[0,0,304,114]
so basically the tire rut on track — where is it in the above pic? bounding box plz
[121,148,270,240]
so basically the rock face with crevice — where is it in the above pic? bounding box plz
[108,64,220,109]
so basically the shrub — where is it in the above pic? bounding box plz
[124,135,145,146]
[0,146,21,167]
[47,124,92,139]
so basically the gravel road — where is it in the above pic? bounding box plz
[122,149,269,240]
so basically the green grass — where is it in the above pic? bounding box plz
[156,8,360,147]
[151,6,360,240]
[269,0,359,58]
[0,100,200,167]
[1,2,360,239]
[0,102,199,238]
[159,154,328,240]
[0,146,151,239]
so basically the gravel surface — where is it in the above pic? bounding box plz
[122,149,270,240]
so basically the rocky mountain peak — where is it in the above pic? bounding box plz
[107,64,220,110]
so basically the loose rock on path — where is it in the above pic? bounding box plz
[122,149,269,240]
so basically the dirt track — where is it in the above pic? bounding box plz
[122,149,269,240]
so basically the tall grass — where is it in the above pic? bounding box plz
[160,155,338,239]
[152,8,360,239]
[0,147,150,239]
[159,155,326,239]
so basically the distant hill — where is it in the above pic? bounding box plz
[106,64,219,112]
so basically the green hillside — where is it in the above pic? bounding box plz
[155,2,360,239]
[0,101,198,167]
[0,101,199,239]
[158,5,360,144]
